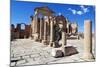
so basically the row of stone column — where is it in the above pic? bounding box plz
[31,15,66,47]
[31,15,94,61]
[31,15,51,45]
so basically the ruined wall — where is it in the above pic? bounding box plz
[11,24,31,40]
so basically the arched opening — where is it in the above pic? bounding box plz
[21,24,25,30]
[20,23,26,39]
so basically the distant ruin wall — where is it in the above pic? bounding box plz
[11,24,31,40]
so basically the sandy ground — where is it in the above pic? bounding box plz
[10,38,95,67]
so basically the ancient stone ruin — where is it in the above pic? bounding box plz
[11,23,31,40]
[11,6,94,61]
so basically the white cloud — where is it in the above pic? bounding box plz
[72,10,76,14]
[68,8,76,15]
[84,8,89,13]
[80,5,89,13]
[77,11,83,15]
[68,5,89,15]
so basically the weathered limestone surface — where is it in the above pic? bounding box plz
[31,14,39,41]
[61,32,66,56]
[42,17,48,45]
[39,18,43,41]
[51,48,63,58]
[49,17,55,47]
[11,39,95,67]
[82,20,94,61]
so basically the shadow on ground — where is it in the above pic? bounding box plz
[65,46,78,56]
[55,46,78,58]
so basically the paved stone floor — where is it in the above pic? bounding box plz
[10,38,95,67]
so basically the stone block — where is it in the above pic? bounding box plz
[63,46,78,56]
[51,46,78,58]
[51,48,63,58]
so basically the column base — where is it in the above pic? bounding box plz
[49,42,56,47]
[81,53,95,61]
[32,33,39,41]
[42,40,47,45]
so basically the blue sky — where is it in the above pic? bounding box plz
[11,0,95,32]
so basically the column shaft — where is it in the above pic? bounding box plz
[35,15,38,33]
[44,21,47,40]
[39,18,43,41]
[82,20,94,61]
[61,21,67,56]
[49,17,55,47]
[61,31,66,55]
[32,14,39,41]
[42,18,47,45]
[32,17,35,34]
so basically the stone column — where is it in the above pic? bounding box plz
[82,20,94,61]
[49,17,55,47]
[61,21,67,56]
[34,10,38,33]
[47,17,50,42]
[39,18,43,42]
[42,18,44,40]
[67,22,69,33]
[37,18,40,36]
[31,17,35,39]
[35,17,38,34]
[42,16,48,45]
[61,30,66,56]
[32,11,39,41]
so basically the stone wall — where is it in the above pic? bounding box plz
[11,24,31,40]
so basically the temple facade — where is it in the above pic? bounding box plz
[30,6,78,46]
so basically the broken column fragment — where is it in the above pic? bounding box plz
[51,46,78,58]
[51,48,63,58]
